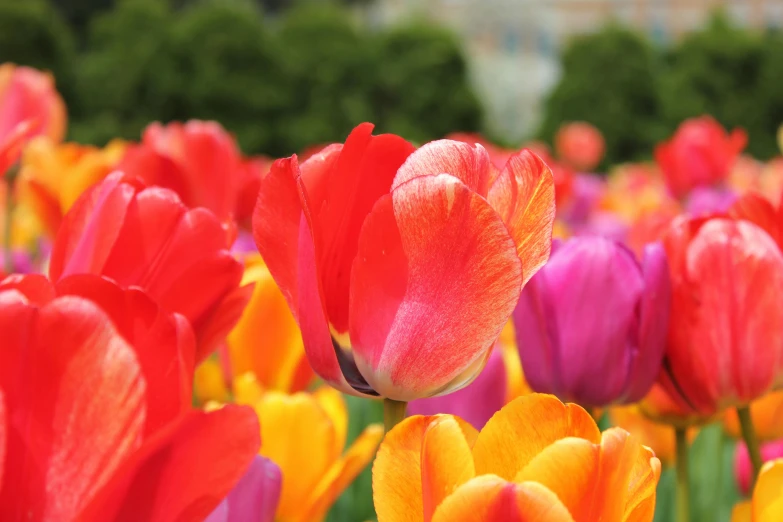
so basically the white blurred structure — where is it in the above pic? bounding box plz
[368,0,783,142]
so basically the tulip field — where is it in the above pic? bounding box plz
[4,61,783,522]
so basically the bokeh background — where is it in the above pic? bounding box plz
[3,1,781,520]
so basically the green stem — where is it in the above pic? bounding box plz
[675,427,690,522]
[383,398,407,433]
[737,405,763,490]
[3,167,16,274]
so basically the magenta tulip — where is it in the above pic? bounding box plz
[205,456,282,522]
[512,236,671,408]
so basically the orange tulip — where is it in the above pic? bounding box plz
[555,121,605,172]
[230,376,382,522]
[724,391,783,443]
[227,254,314,393]
[373,394,660,522]
[16,137,125,236]
[610,404,698,466]
[731,459,783,522]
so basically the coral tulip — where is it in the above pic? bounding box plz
[373,393,660,522]
[731,459,783,522]
[513,237,671,408]
[736,440,783,496]
[206,456,282,522]
[48,172,251,361]
[0,64,66,174]
[0,275,260,521]
[725,392,783,442]
[16,137,126,235]
[253,122,555,400]
[555,121,606,171]
[118,120,245,235]
[227,254,313,393]
[235,377,383,522]
[655,116,746,198]
[658,216,783,417]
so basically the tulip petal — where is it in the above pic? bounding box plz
[0,389,5,491]
[488,149,555,285]
[373,414,478,522]
[0,294,146,520]
[351,174,523,400]
[55,274,196,435]
[392,139,493,195]
[729,192,782,247]
[624,242,671,402]
[753,459,783,522]
[408,347,508,430]
[472,394,600,480]
[310,123,414,334]
[256,391,341,520]
[513,437,599,517]
[253,157,304,312]
[206,456,282,522]
[430,475,575,522]
[80,405,261,522]
[586,428,661,522]
[301,424,383,522]
[668,219,783,412]
[730,501,752,522]
[228,258,312,392]
[313,386,349,456]
[0,272,56,304]
[49,172,137,279]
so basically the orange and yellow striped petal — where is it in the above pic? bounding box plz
[430,475,575,522]
[472,394,600,480]
[373,414,478,522]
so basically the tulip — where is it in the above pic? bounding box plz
[233,375,383,522]
[655,116,746,198]
[728,192,783,250]
[513,236,671,408]
[658,216,783,417]
[725,392,783,443]
[48,172,252,361]
[206,456,282,522]
[16,137,126,236]
[736,440,783,496]
[373,393,660,522]
[685,186,737,215]
[555,121,606,172]
[0,274,260,521]
[227,253,313,393]
[610,405,698,466]
[0,63,66,174]
[235,155,272,227]
[407,347,508,430]
[253,122,555,403]
[118,120,246,235]
[731,459,783,522]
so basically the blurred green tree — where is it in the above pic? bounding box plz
[372,22,482,145]
[536,24,663,169]
[659,12,770,157]
[0,0,77,109]
[168,0,288,154]
[74,0,179,144]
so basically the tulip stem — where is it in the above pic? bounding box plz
[737,405,763,489]
[383,399,407,433]
[2,167,17,273]
[675,427,690,522]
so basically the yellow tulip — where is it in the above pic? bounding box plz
[17,136,125,236]
[227,254,314,392]
[732,459,783,522]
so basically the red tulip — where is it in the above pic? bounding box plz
[555,121,605,171]
[728,191,783,249]
[253,123,555,400]
[48,172,251,361]
[655,116,747,198]
[0,274,260,521]
[0,64,66,174]
[235,156,272,227]
[658,215,783,416]
[118,120,246,237]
